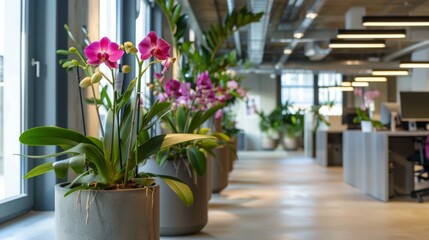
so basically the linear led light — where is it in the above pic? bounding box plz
[362,16,429,27]
[329,86,354,91]
[354,76,387,82]
[399,61,429,68]
[329,39,386,48]
[352,82,369,87]
[341,82,351,86]
[337,29,406,39]
[371,69,409,76]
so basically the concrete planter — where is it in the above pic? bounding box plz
[142,159,208,236]
[227,137,238,172]
[211,146,229,193]
[55,183,160,240]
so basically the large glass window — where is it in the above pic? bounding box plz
[318,72,343,115]
[280,72,314,110]
[0,0,24,202]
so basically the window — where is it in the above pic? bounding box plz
[280,72,314,110]
[0,0,24,202]
[318,72,343,115]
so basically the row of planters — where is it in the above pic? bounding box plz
[256,101,304,151]
[18,1,262,240]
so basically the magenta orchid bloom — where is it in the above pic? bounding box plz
[138,31,170,61]
[84,37,124,69]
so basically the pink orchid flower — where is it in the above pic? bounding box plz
[84,37,124,69]
[138,31,170,61]
[227,80,238,90]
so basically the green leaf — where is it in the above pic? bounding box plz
[19,126,95,147]
[171,4,182,24]
[117,79,136,109]
[175,14,189,39]
[199,104,225,126]
[186,146,206,176]
[141,101,171,127]
[156,174,194,207]
[177,107,186,132]
[161,133,215,149]
[52,154,86,179]
[156,150,170,166]
[24,162,53,179]
[103,109,114,164]
[187,111,203,133]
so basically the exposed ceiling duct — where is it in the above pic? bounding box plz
[304,42,331,61]
[277,0,326,66]
[247,0,273,65]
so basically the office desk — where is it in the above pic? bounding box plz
[316,130,343,166]
[343,130,428,201]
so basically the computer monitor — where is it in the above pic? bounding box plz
[400,92,429,122]
[380,102,401,126]
[342,107,360,129]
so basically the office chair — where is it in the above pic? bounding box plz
[407,136,429,203]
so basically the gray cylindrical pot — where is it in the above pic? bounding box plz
[55,183,160,240]
[143,159,208,236]
[228,137,238,172]
[211,146,229,193]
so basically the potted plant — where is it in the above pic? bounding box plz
[272,101,304,150]
[256,110,280,150]
[353,88,383,132]
[143,0,262,235]
[19,32,212,240]
[310,101,334,132]
[220,108,241,172]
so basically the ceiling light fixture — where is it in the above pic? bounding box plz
[336,29,406,39]
[293,32,304,39]
[399,61,429,68]
[351,82,369,87]
[328,39,386,48]
[371,69,409,76]
[306,11,318,19]
[341,82,351,86]
[283,48,293,55]
[354,76,387,82]
[362,16,429,27]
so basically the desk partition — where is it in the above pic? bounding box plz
[343,130,428,201]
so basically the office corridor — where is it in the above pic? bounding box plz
[1,153,429,240]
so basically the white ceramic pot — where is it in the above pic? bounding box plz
[361,121,373,132]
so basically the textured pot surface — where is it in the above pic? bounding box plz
[142,159,208,236]
[211,146,229,193]
[55,183,160,240]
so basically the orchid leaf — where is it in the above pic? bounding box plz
[19,126,95,147]
[156,150,170,166]
[186,146,206,176]
[161,134,215,149]
[24,162,54,179]
[148,173,194,207]
[52,154,86,179]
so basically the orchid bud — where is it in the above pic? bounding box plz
[119,44,125,50]
[69,47,77,53]
[147,83,155,90]
[124,41,137,54]
[91,72,103,84]
[122,65,131,74]
[79,77,92,88]
[71,59,79,66]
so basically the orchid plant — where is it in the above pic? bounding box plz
[353,88,383,128]
[18,31,213,206]
[150,71,227,176]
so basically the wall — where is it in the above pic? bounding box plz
[236,73,278,150]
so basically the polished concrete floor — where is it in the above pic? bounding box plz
[1,152,429,239]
